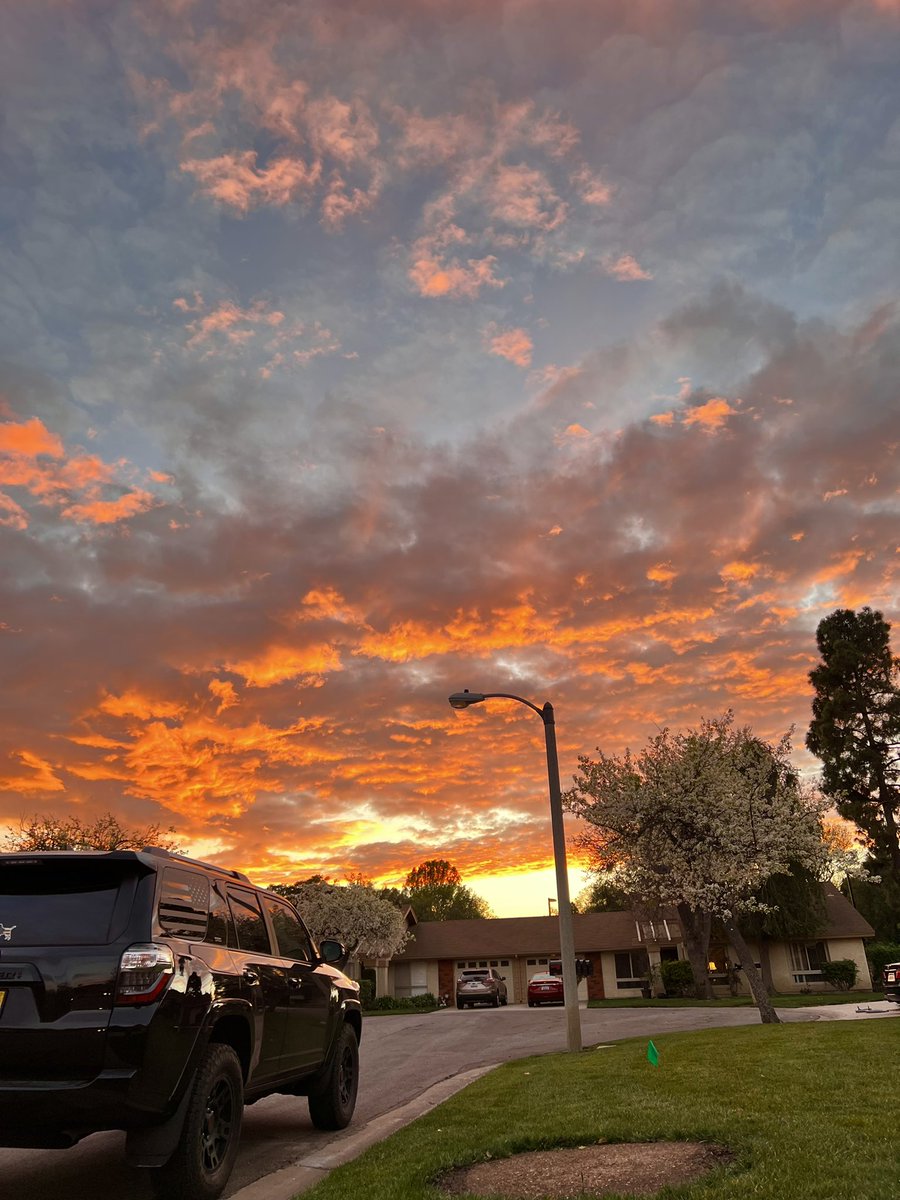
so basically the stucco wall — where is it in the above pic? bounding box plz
[768,937,872,993]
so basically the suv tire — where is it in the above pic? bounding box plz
[150,1044,244,1200]
[308,1023,359,1131]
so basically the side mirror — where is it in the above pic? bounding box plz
[319,939,349,968]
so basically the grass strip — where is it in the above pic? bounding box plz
[305,1021,898,1200]
[588,991,886,1008]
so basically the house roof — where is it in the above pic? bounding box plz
[396,884,874,961]
[395,910,646,961]
[820,882,876,938]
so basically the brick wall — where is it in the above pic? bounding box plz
[586,952,605,1000]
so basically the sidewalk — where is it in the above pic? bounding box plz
[789,998,900,1020]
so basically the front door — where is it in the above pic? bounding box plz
[226,887,290,1084]
[261,895,332,1073]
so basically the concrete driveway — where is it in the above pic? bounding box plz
[1,1001,894,1200]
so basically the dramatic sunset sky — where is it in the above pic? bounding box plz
[1,0,898,915]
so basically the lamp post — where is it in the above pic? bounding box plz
[448,689,582,1052]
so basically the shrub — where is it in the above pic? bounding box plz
[366,994,399,1010]
[410,992,438,1009]
[359,979,375,1007]
[821,959,857,991]
[660,958,695,997]
[867,942,900,989]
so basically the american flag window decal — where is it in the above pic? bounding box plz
[158,869,210,938]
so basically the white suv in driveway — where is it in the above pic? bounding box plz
[456,967,508,1008]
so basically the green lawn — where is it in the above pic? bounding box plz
[305,1021,898,1200]
[588,991,885,1009]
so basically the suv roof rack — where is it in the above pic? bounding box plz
[140,845,252,883]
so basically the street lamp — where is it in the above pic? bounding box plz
[447,688,582,1052]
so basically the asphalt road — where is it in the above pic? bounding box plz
[0,1002,825,1200]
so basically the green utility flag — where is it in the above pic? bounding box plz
[647,1040,659,1067]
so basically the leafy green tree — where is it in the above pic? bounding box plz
[806,607,900,886]
[738,864,827,993]
[574,871,632,913]
[565,713,830,1023]
[403,859,492,922]
[405,860,461,889]
[3,811,180,852]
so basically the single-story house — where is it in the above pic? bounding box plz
[375,884,873,1003]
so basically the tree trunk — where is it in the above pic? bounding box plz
[677,903,713,999]
[724,918,780,1024]
[758,936,775,996]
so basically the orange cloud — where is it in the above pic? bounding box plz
[484,323,533,367]
[0,416,64,458]
[682,397,737,431]
[488,163,566,230]
[223,643,344,687]
[647,563,677,585]
[181,151,322,211]
[604,254,653,281]
[0,417,161,527]
[719,560,761,583]
[99,690,187,721]
[408,252,504,299]
[0,751,65,794]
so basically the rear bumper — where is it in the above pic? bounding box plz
[0,1069,166,1146]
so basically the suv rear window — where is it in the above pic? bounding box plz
[157,868,210,939]
[0,858,140,945]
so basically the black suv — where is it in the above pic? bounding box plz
[884,960,900,1003]
[0,847,362,1200]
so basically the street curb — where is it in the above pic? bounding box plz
[227,1064,499,1200]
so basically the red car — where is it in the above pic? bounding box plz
[527,971,564,1007]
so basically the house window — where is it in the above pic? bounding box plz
[394,961,428,998]
[539,957,548,964]
[490,960,498,966]
[527,959,536,965]
[478,960,487,967]
[614,950,650,989]
[790,941,829,984]
[456,962,466,968]
[500,960,509,966]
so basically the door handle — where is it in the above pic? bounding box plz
[243,968,260,984]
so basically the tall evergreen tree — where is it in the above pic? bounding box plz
[806,607,900,886]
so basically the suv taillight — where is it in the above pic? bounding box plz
[116,944,175,1005]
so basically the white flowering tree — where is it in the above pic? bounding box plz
[564,713,830,1024]
[272,877,411,960]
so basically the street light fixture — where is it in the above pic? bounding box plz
[447,688,582,1052]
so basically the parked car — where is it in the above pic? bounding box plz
[456,966,508,1008]
[0,847,362,1200]
[527,971,564,1007]
[884,961,900,1003]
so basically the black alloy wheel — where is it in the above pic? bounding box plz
[150,1043,244,1200]
[308,1023,360,1130]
